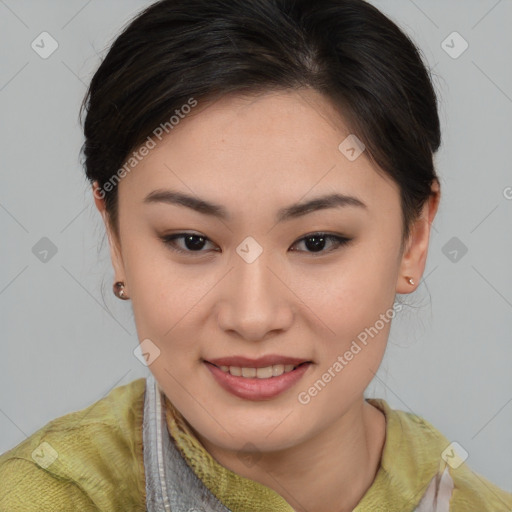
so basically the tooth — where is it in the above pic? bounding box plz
[229,366,242,376]
[256,366,274,379]
[272,364,285,377]
[241,367,257,378]
[224,364,300,378]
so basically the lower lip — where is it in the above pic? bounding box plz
[204,362,312,401]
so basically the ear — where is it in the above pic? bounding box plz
[92,181,127,290]
[396,180,441,294]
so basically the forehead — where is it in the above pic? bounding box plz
[118,89,400,221]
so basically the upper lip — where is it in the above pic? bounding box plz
[205,355,311,368]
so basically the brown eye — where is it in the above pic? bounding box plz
[161,233,216,254]
[290,233,352,254]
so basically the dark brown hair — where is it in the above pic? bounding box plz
[80,0,441,248]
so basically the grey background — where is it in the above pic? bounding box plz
[1,0,511,494]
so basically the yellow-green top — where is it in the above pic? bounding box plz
[0,377,510,511]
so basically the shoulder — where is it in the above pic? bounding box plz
[0,377,147,512]
[369,398,512,511]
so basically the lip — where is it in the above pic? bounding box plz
[204,360,312,401]
[205,354,311,368]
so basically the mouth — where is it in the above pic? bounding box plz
[203,356,313,401]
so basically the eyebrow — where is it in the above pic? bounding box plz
[143,189,367,222]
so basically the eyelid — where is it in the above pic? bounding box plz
[160,231,352,256]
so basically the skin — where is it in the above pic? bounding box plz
[93,88,440,512]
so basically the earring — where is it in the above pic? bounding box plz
[406,277,415,286]
[113,281,130,300]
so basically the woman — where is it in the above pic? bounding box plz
[1,0,511,510]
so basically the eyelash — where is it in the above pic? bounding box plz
[160,232,352,257]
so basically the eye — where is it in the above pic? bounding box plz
[161,232,352,256]
[161,232,216,255]
[290,233,352,255]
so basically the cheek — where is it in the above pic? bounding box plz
[295,267,393,415]
[291,241,399,402]
[292,248,398,343]
[121,240,196,353]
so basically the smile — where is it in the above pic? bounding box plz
[204,360,312,400]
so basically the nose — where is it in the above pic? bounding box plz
[215,246,294,342]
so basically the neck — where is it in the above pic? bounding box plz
[194,397,386,512]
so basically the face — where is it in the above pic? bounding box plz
[95,88,436,456]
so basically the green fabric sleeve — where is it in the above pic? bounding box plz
[0,457,98,511]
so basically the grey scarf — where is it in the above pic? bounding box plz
[143,373,232,512]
